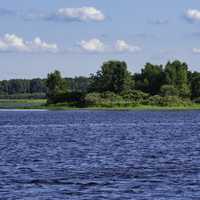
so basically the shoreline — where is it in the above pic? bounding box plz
[1,99,200,111]
[1,105,200,111]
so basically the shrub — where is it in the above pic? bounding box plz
[0,93,46,99]
[160,85,179,97]
[121,90,149,103]
[160,96,187,107]
[47,92,85,105]
[193,97,200,104]
[179,84,191,99]
[101,91,123,102]
[85,92,124,106]
[85,92,102,105]
[146,95,190,107]
[161,96,183,106]
[146,95,163,106]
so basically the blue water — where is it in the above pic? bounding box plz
[0,110,200,199]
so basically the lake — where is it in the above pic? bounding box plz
[0,110,200,199]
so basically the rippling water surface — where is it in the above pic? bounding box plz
[0,110,200,199]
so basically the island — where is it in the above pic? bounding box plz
[0,59,200,110]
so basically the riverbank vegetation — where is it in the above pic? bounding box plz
[0,99,46,109]
[45,60,200,109]
[1,59,200,109]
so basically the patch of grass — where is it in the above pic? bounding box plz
[1,99,200,111]
[80,104,200,111]
[0,99,46,109]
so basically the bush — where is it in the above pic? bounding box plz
[146,95,189,107]
[121,90,149,103]
[179,84,191,99]
[160,85,179,97]
[146,95,163,106]
[101,91,123,102]
[47,92,85,105]
[160,96,189,107]
[193,97,200,104]
[85,92,102,105]
[0,93,46,99]
[85,92,123,106]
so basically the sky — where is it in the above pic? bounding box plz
[1,0,200,79]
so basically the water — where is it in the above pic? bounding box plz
[0,110,200,199]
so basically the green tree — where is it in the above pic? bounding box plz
[190,72,200,99]
[46,70,68,103]
[0,80,9,94]
[30,79,46,93]
[164,60,191,98]
[9,79,30,94]
[135,63,164,95]
[66,76,90,93]
[89,60,134,93]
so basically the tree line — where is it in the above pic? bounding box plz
[0,77,90,99]
[45,60,200,107]
[1,59,200,106]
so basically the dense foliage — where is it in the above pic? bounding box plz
[0,76,89,99]
[1,59,200,107]
[0,79,46,97]
[89,61,134,93]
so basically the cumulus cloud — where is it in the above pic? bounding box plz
[28,37,58,52]
[115,40,141,53]
[0,34,29,52]
[185,9,200,22]
[0,34,58,53]
[79,38,106,53]
[79,38,141,53]
[54,7,105,22]
[0,7,106,23]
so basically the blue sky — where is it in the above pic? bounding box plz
[1,0,200,79]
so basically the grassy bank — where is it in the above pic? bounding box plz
[1,99,200,111]
[0,99,47,109]
[84,104,200,111]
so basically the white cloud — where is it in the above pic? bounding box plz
[0,7,106,23]
[28,37,58,52]
[56,7,105,22]
[3,34,29,51]
[185,9,200,22]
[79,38,141,53]
[79,38,106,52]
[115,40,141,53]
[193,48,200,54]
[0,34,58,53]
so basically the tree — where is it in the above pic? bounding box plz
[190,72,200,99]
[7,79,29,94]
[135,63,164,95]
[0,80,9,94]
[66,76,90,93]
[164,60,191,98]
[89,60,134,93]
[30,79,46,93]
[46,70,68,103]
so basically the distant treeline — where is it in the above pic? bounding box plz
[1,60,200,107]
[0,77,90,99]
